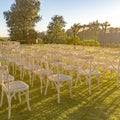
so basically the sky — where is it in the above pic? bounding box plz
[0,0,120,37]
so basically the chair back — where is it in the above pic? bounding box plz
[104,52,120,71]
[0,65,10,90]
[77,55,93,75]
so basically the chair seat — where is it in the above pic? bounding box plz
[16,61,23,66]
[34,69,52,76]
[24,64,40,71]
[63,65,77,71]
[48,74,72,82]
[4,81,29,93]
[91,70,100,75]
[50,61,63,67]
[92,62,105,66]
[32,65,40,70]
[78,69,89,75]
[106,65,118,70]
[78,69,100,76]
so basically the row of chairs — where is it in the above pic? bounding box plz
[0,44,120,119]
[1,46,120,93]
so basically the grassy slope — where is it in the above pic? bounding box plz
[0,45,120,120]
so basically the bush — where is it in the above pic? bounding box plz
[106,43,120,48]
[66,36,81,45]
[0,38,7,41]
[66,36,73,44]
[19,40,27,44]
[80,40,100,46]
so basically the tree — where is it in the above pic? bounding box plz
[66,29,72,37]
[101,21,110,33]
[37,31,47,43]
[100,21,110,47]
[71,23,81,49]
[4,0,41,43]
[88,20,100,47]
[47,15,67,44]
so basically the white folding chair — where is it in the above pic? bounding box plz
[0,65,31,119]
[75,55,100,94]
[44,57,72,103]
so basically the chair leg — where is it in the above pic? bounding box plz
[51,81,56,89]
[39,76,43,94]
[20,66,23,80]
[22,69,26,80]
[12,63,15,75]
[0,88,4,107]
[116,73,119,87]
[44,80,49,95]
[103,69,106,78]
[57,82,60,103]
[88,77,91,95]
[18,92,21,103]
[14,64,18,75]
[110,70,113,79]
[97,75,101,90]
[31,73,35,88]
[25,91,31,111]
[28,71,32,85]
[69,80,72,98]
[7,96,11,120]
[75,73,80,87]
[39,75,43,93]
[86,76,89,85]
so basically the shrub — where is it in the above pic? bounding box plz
[66,36,81,45]
[104,42,120,48]
[80,40,100,46]
[19,40,27,44]
[0,38,7,41]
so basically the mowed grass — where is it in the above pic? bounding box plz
[0,45,120,120]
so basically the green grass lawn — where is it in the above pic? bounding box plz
[0,45,120,120]
[1,71,120,120]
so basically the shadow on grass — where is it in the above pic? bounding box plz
[1,72,120,120]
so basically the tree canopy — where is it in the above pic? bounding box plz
[4,0,41,42]
[71,23,81,48]
[47,15,67,44]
